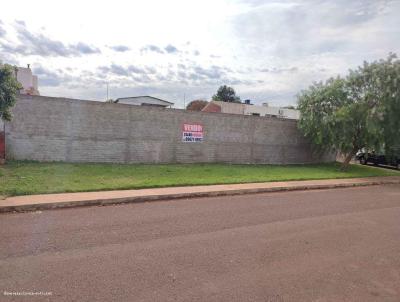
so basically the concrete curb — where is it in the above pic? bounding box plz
[1,177,400,213]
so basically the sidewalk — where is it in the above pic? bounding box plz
[1,176,400,213]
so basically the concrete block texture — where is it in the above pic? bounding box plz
[5,95,334,164]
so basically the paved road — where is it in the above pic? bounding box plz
[1,185,400,302]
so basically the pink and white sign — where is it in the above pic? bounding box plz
[182,123,204,142]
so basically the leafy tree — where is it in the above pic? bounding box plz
[186,99,208,111]
[297,54,400,170]
[375,55,400,160]
[0,64,21,121]
[212,85,241,103]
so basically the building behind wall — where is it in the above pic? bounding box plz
[114,96,174,108]
[0,63,40,95]
[202,101,300,120]
[15,65,40,96]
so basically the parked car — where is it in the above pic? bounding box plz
[356,150,400,169]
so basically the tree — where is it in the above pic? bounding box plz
[297,54,400,170]
[0,64,21,121]
[186,100,208,111]
[212,85,240,103]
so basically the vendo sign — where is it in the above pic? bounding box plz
[182,123,203,142]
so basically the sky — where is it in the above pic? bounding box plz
[0,0,399,108]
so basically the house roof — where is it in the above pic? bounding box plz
[201,102,222,113]
[115,96,174,105]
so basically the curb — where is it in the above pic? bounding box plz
[1,178,400,213]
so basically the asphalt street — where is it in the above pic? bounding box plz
[1,185,400,301]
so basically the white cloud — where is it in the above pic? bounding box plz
[1,0,399,108]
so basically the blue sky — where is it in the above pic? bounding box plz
[0,0,399,107]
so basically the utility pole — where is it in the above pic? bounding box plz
[106,82,109,101]
[183,93,186,109]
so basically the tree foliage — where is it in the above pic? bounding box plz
[212,85,241,103]
[186,99,208,111]
[297,54,400,169]
[0,64,21,121]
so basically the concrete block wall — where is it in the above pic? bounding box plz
[5,95,334,164]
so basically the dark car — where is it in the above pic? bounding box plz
[356,151,400,170]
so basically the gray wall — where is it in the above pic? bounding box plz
[5,95,333,164]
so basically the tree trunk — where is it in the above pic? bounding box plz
[340,147,358,171]
[0,123,5,165]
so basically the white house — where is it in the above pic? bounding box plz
[15,65,40,96]
[0,63,40,95]
[202,101,300,120]
[114,96,174,108]
[244,103,300,119]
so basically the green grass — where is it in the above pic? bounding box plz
[0,161,398,197]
